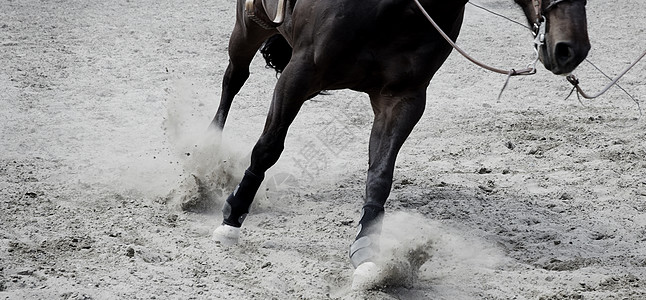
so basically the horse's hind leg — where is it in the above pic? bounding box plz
[210,5,276,131]
[350,91,426,286]
[212,56,316,244]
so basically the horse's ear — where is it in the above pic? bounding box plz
[260,34,292,75]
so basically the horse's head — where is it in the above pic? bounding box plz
[515,0,591,75]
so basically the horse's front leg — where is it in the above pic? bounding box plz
[209,0,276,131]
[350,90,426,286]
[212,55,315,245]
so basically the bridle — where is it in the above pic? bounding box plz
[248,0,642,101]
[533,0,573,21]
[531,0,579,52]
[413,0,581,78]
[415,0,644,101]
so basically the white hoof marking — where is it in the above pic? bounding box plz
[351,262,380,290]
[212,224,240,246]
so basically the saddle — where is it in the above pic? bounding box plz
[245,0,287,29]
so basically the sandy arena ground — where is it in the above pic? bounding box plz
[1,0,645,299]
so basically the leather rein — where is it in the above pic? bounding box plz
[247,0,564,76]
[244,0,644,101]
[413,0,575,77]
[416,0,644,100]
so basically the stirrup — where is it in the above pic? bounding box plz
[245,0,286,29]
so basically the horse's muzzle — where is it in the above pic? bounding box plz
[541,40,590,75]
[556,41,590,75]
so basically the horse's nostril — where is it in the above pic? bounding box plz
[554,42,574,65]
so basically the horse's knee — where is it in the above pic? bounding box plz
[249,134,285,173]
[223,63,251,88]
[365,176,393,204]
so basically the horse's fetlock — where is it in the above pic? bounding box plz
[349,235,380,268]
[221,169,264,227]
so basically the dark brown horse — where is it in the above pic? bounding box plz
[210,0,590,287]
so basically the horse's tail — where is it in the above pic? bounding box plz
[260,34,292,74]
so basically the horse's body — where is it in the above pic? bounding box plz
[210,0,590,286]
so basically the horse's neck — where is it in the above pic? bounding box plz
[514,0,540,27]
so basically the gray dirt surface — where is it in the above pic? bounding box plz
[1,0,645,299]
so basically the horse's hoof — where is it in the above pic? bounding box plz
[351,262,380,290]
[212,224,240,246]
